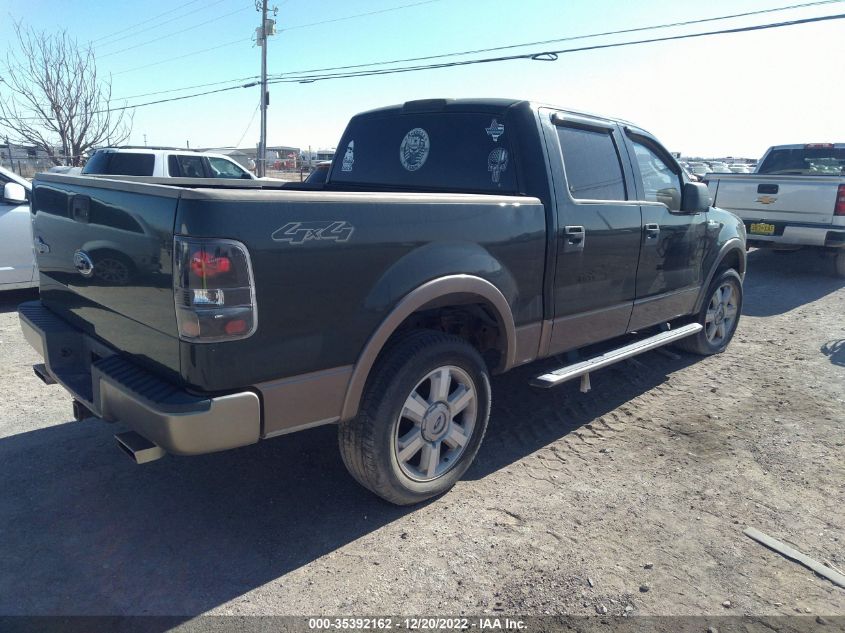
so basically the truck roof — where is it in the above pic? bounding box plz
[355,98,639,129]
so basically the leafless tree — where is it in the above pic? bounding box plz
[0,22,132,166]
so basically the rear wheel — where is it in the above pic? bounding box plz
[339,330,491,505]
[835,250,845,278]
[676,269,742,355]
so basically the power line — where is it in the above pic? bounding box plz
[112,38,253,76]
[109,0,838,98]
[234,104,261,148]
[280,0,444,32]
[93,0,229,47]
[102,11,845,113]
[91,0,205,42]
[108,0,444,75]
[268,0,845,80]
[266,11,845,84]
[99,4,254,58]
[114,76,261,102]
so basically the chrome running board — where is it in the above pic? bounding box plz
[530,323,702,389]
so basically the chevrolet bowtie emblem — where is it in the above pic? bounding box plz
[756,195,777,204]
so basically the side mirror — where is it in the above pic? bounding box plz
[681,181,711,214]
[3,182,27,205]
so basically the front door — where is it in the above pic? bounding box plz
[623,133,708,330]
[543,112,643,354]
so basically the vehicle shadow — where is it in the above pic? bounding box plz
[0,288,38,314]
[821,339,845,367]
[0,347,696,619]
[742,248,843,317]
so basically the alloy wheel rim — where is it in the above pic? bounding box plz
[705,282,738,345]
[393,365,478,482]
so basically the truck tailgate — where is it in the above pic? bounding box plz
[31,174,182,382]
[710,175,839,225]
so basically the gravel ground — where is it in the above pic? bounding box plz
[0,248,843,618]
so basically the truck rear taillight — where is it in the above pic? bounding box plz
[836,185,845,216]
[173,236,257,342]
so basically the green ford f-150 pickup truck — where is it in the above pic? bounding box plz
[20,98,746,504]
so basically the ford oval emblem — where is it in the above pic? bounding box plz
[73,250,95,277]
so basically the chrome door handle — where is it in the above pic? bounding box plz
[644,223,660,240]
[563,225,585,252]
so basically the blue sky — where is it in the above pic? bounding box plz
[1,0,843,157]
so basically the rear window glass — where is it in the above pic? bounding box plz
[83,152,154,176]
[757,147,845,175]
[330,113,517,193]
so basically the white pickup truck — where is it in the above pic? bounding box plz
[705,143,845,277]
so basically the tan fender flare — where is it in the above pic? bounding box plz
[339,274,516,422]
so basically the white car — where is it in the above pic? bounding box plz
[82,147,257,179]
[728,163,751,173]
[0,166,37,290]
[708,161,732,173]
[686,162,711,177]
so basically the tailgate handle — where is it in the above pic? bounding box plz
[757,184,778,194]
[71,195,90,223]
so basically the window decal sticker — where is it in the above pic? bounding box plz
[341,141,355,172]
[399,128,430,172]
[488,148,509,184]
[485,118,505,142]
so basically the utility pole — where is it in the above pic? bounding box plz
[256,0,276,177]
[143,134,147,147]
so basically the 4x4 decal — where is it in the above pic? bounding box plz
[271,220,355,245]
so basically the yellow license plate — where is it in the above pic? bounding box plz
[749,222,775,236]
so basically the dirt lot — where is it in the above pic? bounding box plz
[0,248,843,619]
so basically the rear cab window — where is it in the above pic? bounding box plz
[329,111,518,194]
[83,151,154,176]
[757,145,845,175]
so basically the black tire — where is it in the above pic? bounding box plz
[676,269,743,355]
[835,250,845,279]
[338,330,491,505]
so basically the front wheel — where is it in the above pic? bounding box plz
[676,269,743,355]
[339,330,491,505]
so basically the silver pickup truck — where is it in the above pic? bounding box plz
[705,143,845,277]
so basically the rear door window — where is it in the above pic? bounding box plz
[330,112,517,193]
[83,152,154,176]
[174,154,207,178]
[556,125,626,201]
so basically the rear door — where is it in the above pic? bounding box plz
[0,172,35,286]
[541,110,643,353]
[623,131,708,330]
